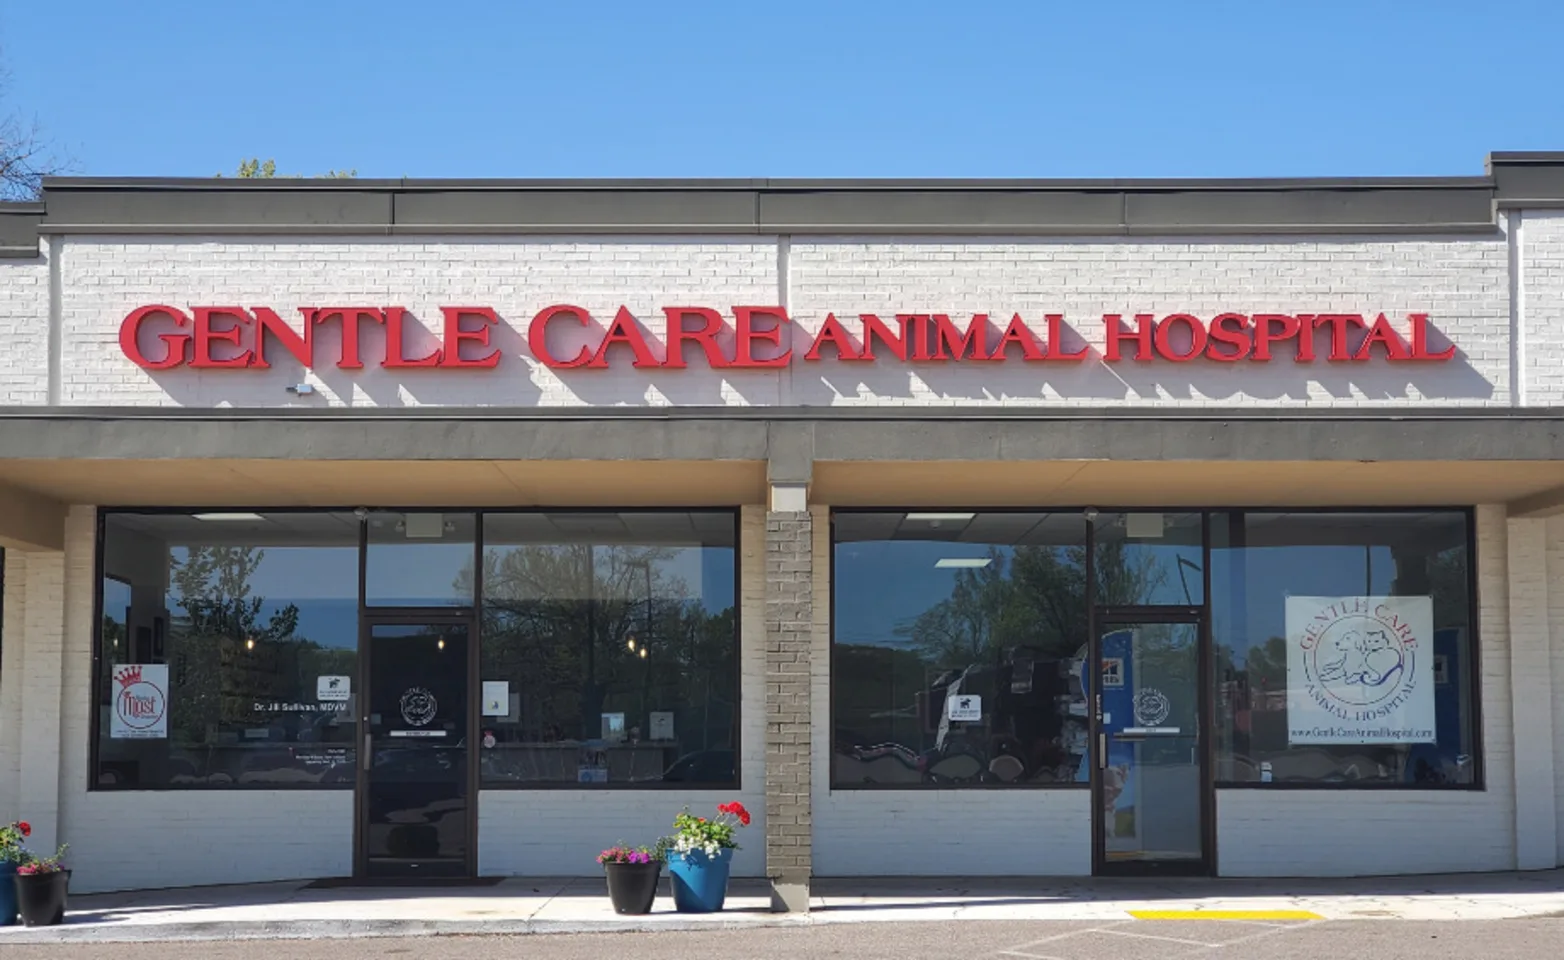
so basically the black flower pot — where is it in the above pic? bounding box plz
[14,870,68,927]
[603,861,661,915]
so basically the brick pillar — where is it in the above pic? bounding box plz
[16,548,66,854]
[1509,514,1558,868]
[764,498,812,912]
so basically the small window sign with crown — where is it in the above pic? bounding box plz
[110,663,168,740]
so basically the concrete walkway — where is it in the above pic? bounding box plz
[1,871,1562,944]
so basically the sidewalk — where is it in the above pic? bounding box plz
[1,871,1562,944]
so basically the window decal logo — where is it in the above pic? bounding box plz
[400,687,438,727]
[1133,687,1171,727]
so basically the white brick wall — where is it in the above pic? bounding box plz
[785,238,1509,407]
[808,504,1093,876]
[1216,504,1517,876]
[1517,213,1564,406]
[477,507,767,878]
[0,245,50,405]
[57,238,781,408]
[43,234,1512,409]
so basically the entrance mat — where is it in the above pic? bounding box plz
[304,876,508,889]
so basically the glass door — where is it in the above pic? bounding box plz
[1093,616,1207,874]
[358,619,473,879]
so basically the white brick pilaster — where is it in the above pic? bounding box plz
[16,547,65,854]
[1508,514,1557,869]
[0,551,28,817]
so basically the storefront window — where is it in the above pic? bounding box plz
[365,512,477,607]
[1093,512,1205,606]
[1211,511,1477,786]
[832,511,1091,787]
[477,512,739,787]
[95,511,361,789]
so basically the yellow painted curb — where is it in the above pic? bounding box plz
[1129,909,1325,921]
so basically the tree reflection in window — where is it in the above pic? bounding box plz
[834,512,1134,788]
[476,513,738,787]
[96,512,361,790]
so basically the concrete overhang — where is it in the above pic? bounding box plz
[0,410,1559,516]
[2,409,1564,464]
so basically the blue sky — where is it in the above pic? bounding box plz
[6,1,1561,180]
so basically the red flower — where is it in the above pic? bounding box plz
[717,803,734,815]
[738,810,751,826]
[16,822,29,838]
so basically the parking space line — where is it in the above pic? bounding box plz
[1097,928,1220,947]
[995,922,1133,956]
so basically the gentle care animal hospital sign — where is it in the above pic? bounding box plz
[118,304,1457,371]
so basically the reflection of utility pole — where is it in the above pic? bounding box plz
[583,545,598,739]
[1176,556,1202,607]
[633,560,653,731]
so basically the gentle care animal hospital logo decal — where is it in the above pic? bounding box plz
[1285,596,1436,745]
[116,304,1458,371]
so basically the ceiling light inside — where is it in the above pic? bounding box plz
[193,513,265,522]
[906,513,976,523]
[935,558,992,569]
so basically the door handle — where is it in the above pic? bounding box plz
[363,733,372,772]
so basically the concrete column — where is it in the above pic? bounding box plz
[1508,515,1558,869]
[764,481,812,912]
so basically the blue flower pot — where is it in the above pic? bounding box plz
[668,848,733,913]
[0,861,17,926]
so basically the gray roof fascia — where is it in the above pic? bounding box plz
[1489,152,1564,208]
[0,203,43,258]
[33,170,1508,238]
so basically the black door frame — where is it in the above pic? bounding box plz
[1089,604,1213,877]
[354,608,481,881]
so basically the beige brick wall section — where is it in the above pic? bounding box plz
[764,508,812,889]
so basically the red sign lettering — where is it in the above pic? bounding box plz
[118,305,1459,372]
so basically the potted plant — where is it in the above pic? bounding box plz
[664,801,750,913]
[596,844,664,915]
[14,845,68,927]
[0,821,30,926]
